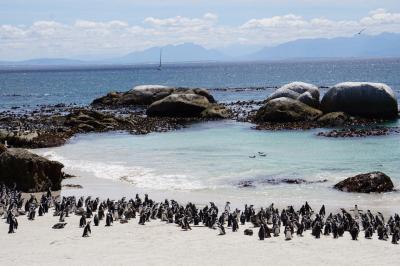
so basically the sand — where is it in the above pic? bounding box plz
[1,209,400,266]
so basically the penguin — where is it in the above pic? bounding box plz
[296,221,304,236]
[392,228,399,244]
[284,225,292,240]
[244,229,253,236]
[94,214,99,226]
[79,214,86,228]
[350,224,359,240]
[240,212,246,225]
[273,223,280,237]
[59,211,65,222]
[38,204,44,216]
[28,207,36,221]
[232,218,238,232]
[218,223,226,235]
[258,224,265,240]
[8,215,15,234]
[82,221,91,237]
[52,222,67,229]
[106,213,113,226]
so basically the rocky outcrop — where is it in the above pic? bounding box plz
[0,148,64,192]
[200,104,232,119]
[266,82,320,106]
[91,85,216,107]
[317,112,350,126]
[147,93,211,117]
[334,171,394,193]
[64,109,130,132]
[321,82,398,119]
[254,97,322,122]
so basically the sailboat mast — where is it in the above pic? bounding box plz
[157,48,162,70]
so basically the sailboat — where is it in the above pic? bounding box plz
[157,49,162,71]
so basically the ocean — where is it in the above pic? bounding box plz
[1,58,400,211]
[1,58,400,110]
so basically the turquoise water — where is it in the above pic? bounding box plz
[35,120,400,212]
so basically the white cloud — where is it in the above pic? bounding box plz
[1,9,400,60]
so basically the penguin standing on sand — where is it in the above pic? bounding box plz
[232,216,239,232]
[8,214,17,234]
[218,223,226,235]
[392,227,399,244]
[28,206,36,220]
[285,225,292,240]
[350,223,359,240]
[258,224,265,240]
[240,212,246,225]
[94,214,99,226]
[273,223,280,237]
[79,214,86,228]
[82,221,91,237]
[106,213,113,226]
[38,204,44,216]
[296,221,304,236]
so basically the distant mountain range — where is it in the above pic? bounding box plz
[1,33,399,66]
[249,32,400,60]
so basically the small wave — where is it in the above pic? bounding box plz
[40,150,206,190]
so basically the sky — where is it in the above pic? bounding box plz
[1,0,400,60]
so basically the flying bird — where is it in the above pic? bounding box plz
[356,28,367,35]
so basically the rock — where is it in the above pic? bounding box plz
[0,148,64,192]
[200,104,232,119]
[64,109,126,132]
[266,82,320,103]
[146,93,211,117]
[321,82,398,119]
[281,82,320,100]
[334,171,394,193]
[266,88,300,102]
[0,144,6,154]
[91,85,216,107]
[254,97,323,122]
[317,112,350,126]
[297,91,320,109]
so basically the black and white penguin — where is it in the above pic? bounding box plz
[82,221,91,237]
[79,214,86,228]
[38,204,44,216]
[106,213,113,226]
[350,224,359,240]
[218,223,226,235]
[52,222,67,229]
[240,212,246,225]
[94,214,99,226]
[284,225,292,240]
[232,218,238,232]
[258,224,265,240]
[8,215,16,234]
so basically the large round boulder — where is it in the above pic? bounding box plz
[267,82,320,103]
[254,97,323,122]
[334,171,394,193]
[0,148,64,192]
[92,85,215,107]
[146,93,211,117]
[297,91,320,109]
[321,82,398,119]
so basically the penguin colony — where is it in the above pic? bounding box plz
[1,184,400,244]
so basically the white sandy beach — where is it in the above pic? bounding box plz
[1,208,399,266]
